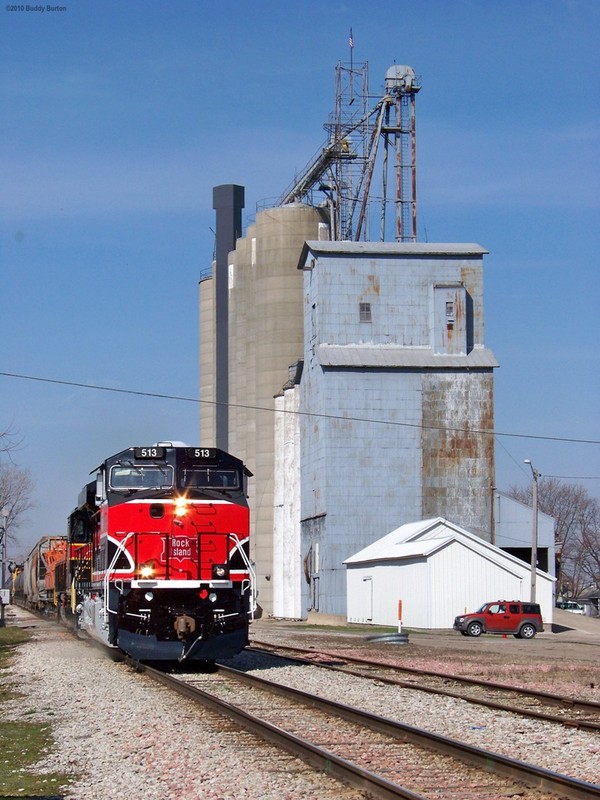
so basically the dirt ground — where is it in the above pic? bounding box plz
[250,608,600,698]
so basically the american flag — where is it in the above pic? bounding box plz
[349,28,354,49]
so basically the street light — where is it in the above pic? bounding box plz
[0,507,8,628]
[524,460,540,603]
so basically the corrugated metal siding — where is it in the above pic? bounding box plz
[428,540,522,627]
[421,371,495,537]
[494,492,555,550]
[302,243,497,617]
[347,537,555,628]
[273,386,302,618]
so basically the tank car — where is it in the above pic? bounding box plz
[12,536,68,612]
[68,443,255,662]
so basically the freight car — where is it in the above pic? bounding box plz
[15,444,256,663]
[12,536,68,613]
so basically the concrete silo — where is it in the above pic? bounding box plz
[200,198,329,614]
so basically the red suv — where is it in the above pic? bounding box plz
[453,601,544,639]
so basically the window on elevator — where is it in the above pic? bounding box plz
[359,302,372,322]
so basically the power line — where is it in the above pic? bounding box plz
[2,369,599,446]
[544,475,600,481]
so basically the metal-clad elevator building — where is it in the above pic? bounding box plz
[293,240,497,616]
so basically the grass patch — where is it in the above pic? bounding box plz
[0,621,74,798]
[0,626,31,670]
[0,721,69,796]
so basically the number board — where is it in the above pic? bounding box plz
[186,448,217,461]
[134,447,166,459]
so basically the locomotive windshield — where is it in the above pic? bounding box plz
[109,464,174,490]
[181,468,240,490]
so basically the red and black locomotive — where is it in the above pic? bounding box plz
[72,443,255,661]
[15,443,255,663]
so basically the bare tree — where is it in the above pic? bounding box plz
[505,478,600,597]
[0,423,24,458]
[0,461,34,544]
[568,501,600,597]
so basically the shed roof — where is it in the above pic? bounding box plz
[344,518,458,563]
[344,517,555,582]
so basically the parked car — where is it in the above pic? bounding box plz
[556,600,585,615]
[453,600,544,639]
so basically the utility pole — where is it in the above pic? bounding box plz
[524,460,540,603]
[0,507,8,627]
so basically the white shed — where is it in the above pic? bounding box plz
[344,518,555,629]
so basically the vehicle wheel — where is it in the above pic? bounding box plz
[466,621,483,637]
[518,623,536,639]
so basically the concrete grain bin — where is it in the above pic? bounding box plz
[200,200,329,613]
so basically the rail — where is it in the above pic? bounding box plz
[139,662,600,800]
[250,641,600,732]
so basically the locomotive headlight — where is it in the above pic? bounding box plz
[212,564,229,579]
[208,592,217,603]
[174,497,188,517]
[139,563,155,579]
[144,592,154,602]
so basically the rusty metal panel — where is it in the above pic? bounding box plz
[421,372,495,538]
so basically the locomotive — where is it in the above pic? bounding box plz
[14,444,256,663]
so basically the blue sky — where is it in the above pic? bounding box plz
[1,0,599,557]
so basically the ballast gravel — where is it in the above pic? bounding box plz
[3,607,600,798]
[2,610,364,800]
[224,650,600,786]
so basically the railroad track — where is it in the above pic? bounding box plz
[12,609,598,798]
[138,661,600,800]
[250,640,600,732]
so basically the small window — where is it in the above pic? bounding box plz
[110,464,174,490]
[359,302,371,322]
[182,468,239,489]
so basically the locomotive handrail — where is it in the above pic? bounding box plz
[70,555,92,612]
[103,531,135,624]
[229,532,257,618]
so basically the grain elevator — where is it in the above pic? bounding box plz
[199,61,498,618]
